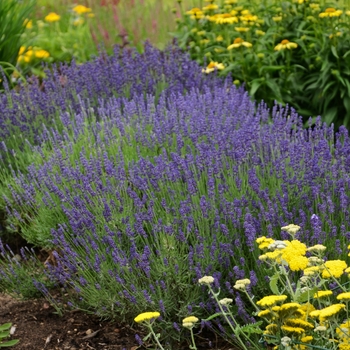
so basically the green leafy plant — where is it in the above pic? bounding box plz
[173,0,350,130]
[0,323,19,348]
[0,0,36,82]
[15,5,97,80]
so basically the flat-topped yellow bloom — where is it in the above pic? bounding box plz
[45,12,60,22]
[281,224,301,235]
[314,290,333,298]
[257,295,287,308]
[134,311,160,323]
[322,260,347,278]
[319,8,343,17]
[281,325,305,335]
[256,236,275,249]
[228,37,252,49]
[285,318,314,330]
[337,292,350,301]
[310,304,345,321]
[274,39,298,51]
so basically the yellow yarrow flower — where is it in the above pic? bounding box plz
[227,37,252,49]
[298,302,316,319]
[274,39,298,51]
[281,325,305,335]
[257,295,287,308]
[258,309,273,318]
[182,316,199,324]
[281,224,301,235]
[307,244,326,252]
[322,260,347,278]
[198,276,214,285]
[288,255,309,271]
[134,311,160,323]
[301,336,313,343]
[314,290,333,299]
[265,323,278,334]
[72,5,92,14]
[236,278,251,286]
[285,318,314,330]
[310,304,345,321]
[337,292,350,301]
[45,12,61,22]
[304,266,322,276]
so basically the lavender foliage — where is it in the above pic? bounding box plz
[1,44,350,343]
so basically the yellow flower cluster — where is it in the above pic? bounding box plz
[17,46,50,63]
[257,298,315,339]
[134,311,160,323]
[257,231,307,271]
[257,295,287,308]
[310,304,345,322]
[322,260,347,278]
[182,316,199,329]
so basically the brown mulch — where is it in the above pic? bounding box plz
[0,293,236,350]
[0,293,139,350]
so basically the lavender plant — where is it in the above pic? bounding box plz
[2,79,350,345]
[2,44,350,346]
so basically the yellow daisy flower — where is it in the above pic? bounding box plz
[274,39,298,51]
[45,12,61,22]
[227,37,252,49]
[72,5,92,14]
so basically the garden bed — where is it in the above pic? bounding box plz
[0,293,234,350]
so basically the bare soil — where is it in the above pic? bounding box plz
[0,293,234,350]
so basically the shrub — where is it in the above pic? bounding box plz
[173,0,350,130]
